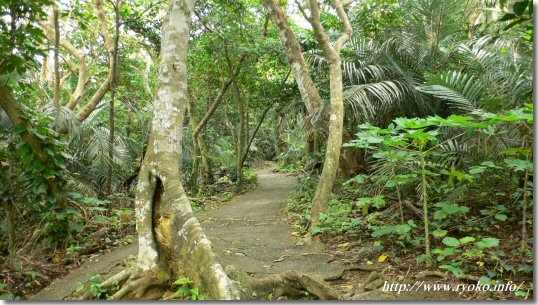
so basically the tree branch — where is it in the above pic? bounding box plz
[95,0,115,53]
[192,54,246,139]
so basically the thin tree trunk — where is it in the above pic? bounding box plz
[274,102,287,155]
[223,50,247,188]
[306,0,353,229]
[192,55,245,139]
[187,54,244,187]
[245,97,250,147]
[106,0,121,195]
[235,83,245,188]
[262,0,323,114]
[41,14,88,110]
[187,98,213,189]
[53,1,60,108]
[241,105,271,166]
[263,0,363,178]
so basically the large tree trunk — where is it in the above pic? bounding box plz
[113,0,239,299]
[83,0,341,300]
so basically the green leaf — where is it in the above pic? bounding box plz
[442,237,461,247]
[479,276,493,285]
[459,236,475,244]
[504,158,533,172]
[173,278,193,286]
[434,210,447,220]
[513,1,529,15]
[476,237,500,249]
[43,169,56,178]
[495,214,507,221]
[442,203,460,214]
[432,229,447,238]
[440,264,463,276]
[469,166,485,174]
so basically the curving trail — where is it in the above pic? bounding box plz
[32,162,344,300]
[197,162,345,280]
[31,162,461,300]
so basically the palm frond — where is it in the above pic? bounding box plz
[417,70,484,113]
[344,80,411,122]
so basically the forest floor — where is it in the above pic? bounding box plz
[31,162,461,300]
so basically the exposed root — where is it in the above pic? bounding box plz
[415,270,448,280]
[109,274,167,300]
[249,271,340,300]
[415,271,480,283]
[79,269,132,300]
[456,274,480,282]
[78,268,168,300]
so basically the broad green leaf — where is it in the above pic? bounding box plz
[478,275,493,285]
[442,203,460,214]
[433,229,448,238]
[434,210,447,220]
[476,237,500,249]
[495,214,507,221]
[442,237,461,247]
[459,236,475,244]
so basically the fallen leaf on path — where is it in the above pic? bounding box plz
[377,254,388,263]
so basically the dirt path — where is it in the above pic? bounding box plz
[31,162,462,300]
[198,163,345,280]
[31,243,137,300]
[32,162,344,300]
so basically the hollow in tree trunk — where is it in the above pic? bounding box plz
[81,0,341,300]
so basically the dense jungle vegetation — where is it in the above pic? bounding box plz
[0,0,534,300]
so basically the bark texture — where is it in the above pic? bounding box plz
[83,0,341,300]
[305,0,353,229]
[128,0,240,299]
[263,0,323,114]
[262,0,364,178]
